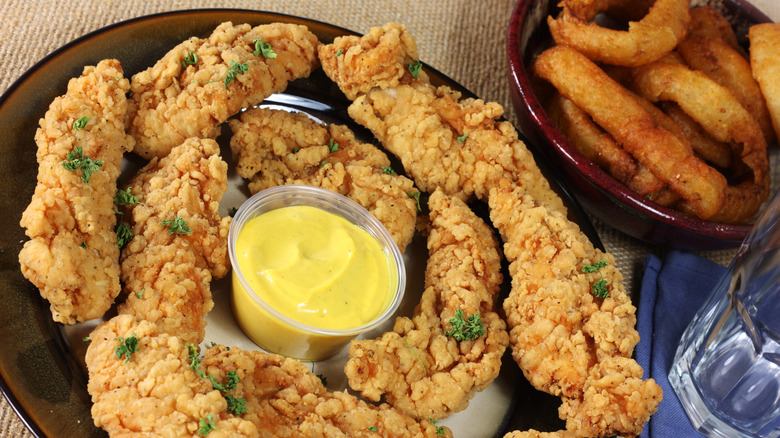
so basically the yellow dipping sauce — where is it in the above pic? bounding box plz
[231,204,398,360]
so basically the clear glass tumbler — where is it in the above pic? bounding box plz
[670,189,780,438]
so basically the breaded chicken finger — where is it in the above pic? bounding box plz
[345,189,508,420]
[488,180,662,438]
[129,21,320,159]
[118,138,231,346]
[228,107,419,251]
[319,23,564,213]
[19,59,134,324]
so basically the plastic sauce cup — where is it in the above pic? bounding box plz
[228,185,406,361]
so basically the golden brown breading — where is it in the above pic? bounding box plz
[345,189,508,420]
[488,180,661,438]
[228,107,419,251]
[19,59,134,324]
[319,24,564,213]
[86,314,449,438]
[129,21,320,159]
[86,315,260,437]
[318,23,425,100]
[118,137,231,345]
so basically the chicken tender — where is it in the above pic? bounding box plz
[86,314,449,438]
[19,59,134,324]
[228,107,418,251]
[488,180,661,438]
[118,137,231,345]
[345,189,508,420]
[129,21,320,159]
[319,24,564,213]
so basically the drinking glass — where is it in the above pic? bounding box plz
[670,189,780,438]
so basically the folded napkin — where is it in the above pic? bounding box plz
[636,250,728,438]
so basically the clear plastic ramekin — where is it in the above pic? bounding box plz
[228,185,406,361]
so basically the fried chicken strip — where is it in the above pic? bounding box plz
[118,137,231,345]
[319,23,564,213]
[19,59,134,324]
[228,107,418,251]
[489,180,661,438]
[129,21,319,159]
[86,314,450,437]
[345,189,508,420]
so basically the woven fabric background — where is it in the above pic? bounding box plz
[1,1,778,436]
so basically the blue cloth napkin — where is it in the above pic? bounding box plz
[636,250,728,438]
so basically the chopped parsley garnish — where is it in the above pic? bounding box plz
[80,241,87,249]
[368,425,378,432]
[116,221,133,248]
[381,166,396,175]
[444,309,486,341]
[316,373,327,386]
[62,146,103,183]
[115,334,140,362]
[402,337,428,375]
[223,60,249,88]
[429,417,446,436]
[327,138,339,153]
[408,60,422,78]
[253,38,277,59]
[187,343,207,378]
[73,116,90,130]
[335,48,343,57]
[114,187,141,206]
[197,414,218,436]
[225,394,247,415]
[228,207,238,217]
[456,134,468,143]
[82,336,91,342]
[136,288,145,300]
[182,50,198,68]
[582,259,609,298]
[408,191,422,212]
[162,216,192,235]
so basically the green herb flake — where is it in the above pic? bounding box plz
[82,336,91,342]
[408,191,422,212]
[73,116,90,130]
[316,373,327,386]
[136,288,145,300]
[381,166,396,175]
[582,259,610,298]
[228,207,238,217]
[444,308,486,341]
[197,414,218,436]
[253,38,277,59]
[225,394,247,415]
[114,187,142,206]
[368,425,378,432]
[187,344,207,379]
[116,221,133,249]
[182,50,198,68]
[62,146,103,183]
[223,60,249,89]
[335,48,343,57]
[428,418,446,436]
[408,60,422,78]
[327,138,339,153]
[80,241,87,249]
[162,216,192,235]
[456,134,468,143]
[115,334,140,363]
[402,336,428,375]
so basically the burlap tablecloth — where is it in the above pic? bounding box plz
[2,0,778,436]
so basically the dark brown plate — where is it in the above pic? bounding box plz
[0,9,601,437]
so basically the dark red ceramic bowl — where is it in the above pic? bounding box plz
[507,0,773,251]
